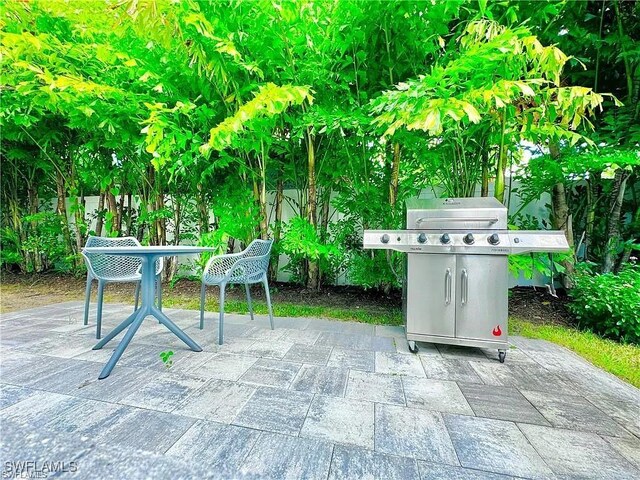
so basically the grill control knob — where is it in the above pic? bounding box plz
[488,233,500,245]
[440,233,451,244]
[381,234,390,244]
[463,233,475,245]
[417,233,427,244]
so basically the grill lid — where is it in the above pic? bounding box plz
[405,197,507,230]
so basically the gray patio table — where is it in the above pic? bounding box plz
[83,245,217,379]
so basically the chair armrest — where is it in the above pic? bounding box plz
[203,252,243,281]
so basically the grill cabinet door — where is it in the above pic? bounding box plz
[455,255,508,342]
[406,253,456,338]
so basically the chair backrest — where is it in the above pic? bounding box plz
[231,239,273,283]
[82,236,142,280]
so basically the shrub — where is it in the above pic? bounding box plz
[568,263,640,344]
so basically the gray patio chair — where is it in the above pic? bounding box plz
[200,239,274,345]
[81,236,163,339]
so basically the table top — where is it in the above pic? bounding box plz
[83,245,218,256]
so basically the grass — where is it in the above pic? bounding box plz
[510,316,640,389]
[161,296,404,326]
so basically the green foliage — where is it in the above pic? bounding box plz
[0,0,637,294]
[568,263,640,344]
[159,350,175,368]
[280,217,341,284]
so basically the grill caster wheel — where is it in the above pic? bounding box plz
[408,341,419,354]
[498,350,506,363]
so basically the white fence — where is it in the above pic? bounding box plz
[54,179,554,287]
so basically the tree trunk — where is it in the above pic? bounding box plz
[106,189,119,236]
[602,170,628,273]
[549,142,575,286]
[584,180,597,260]
[126,193,133,236]
[117,190,125,233]
[389,142,401,208]
[166,195,181,282]
[55,171,74,270]
[269,168,284,282]
[196,183,210,235]
[95,191,105,236]
[481,150,489,197]
[306,128,319,290]
[74,191,85,253]
[494,114,507,203]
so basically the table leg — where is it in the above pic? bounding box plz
[151,306,202,352]
[93,307,141,350]
[98,307,148,379]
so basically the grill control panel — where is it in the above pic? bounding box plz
[363,230,569,255]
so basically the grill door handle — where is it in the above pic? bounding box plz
[461,269,468,305]
[444,268,452,305]
[416,216,499,225]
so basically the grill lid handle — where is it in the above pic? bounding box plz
[416,216,499,225]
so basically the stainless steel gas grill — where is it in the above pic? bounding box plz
[363,197,570,362]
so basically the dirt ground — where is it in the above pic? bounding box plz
[0,272,574,325]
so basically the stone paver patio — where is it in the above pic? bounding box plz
[1,301,639,479]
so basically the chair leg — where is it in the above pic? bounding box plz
[156,275,163,311]
[263,277,274,330]
[245,283,254,321]
[96,280,105,340]
[199,283,206,330]
[134,281,140,311]
[83,276,92,326]
[218,284,226,345]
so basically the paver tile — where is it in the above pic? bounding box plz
[97,407,196,454]
[375,325,405,338]
[420,357,484,384]
[280,328,322,345]
[346,370,405,405]
[119,371,207,412]
[239,358,301,388]
[469,361,574,395]
[328,444,419,480]
[238,432,333,480]
[247,339,295,359]
[172,379,255,423]
[283,343,332,365]
[166,420,260,478]
[189,353,258,380]
[327,348,375,372]
[375,404,458,464]
[521,389,633,438]
[603,436,640,471]
[301,395,375,449]
[291,364,348,396]
[436,344,490,362]
[402,377,474,415]
[459,383,550,426]
[0,384,38,410]
[417,462,513,479]
[233,386,312,435]
[520,423,640,479]
[444,414,553,478]
[586,394,640,437]
[376,352,425,377]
